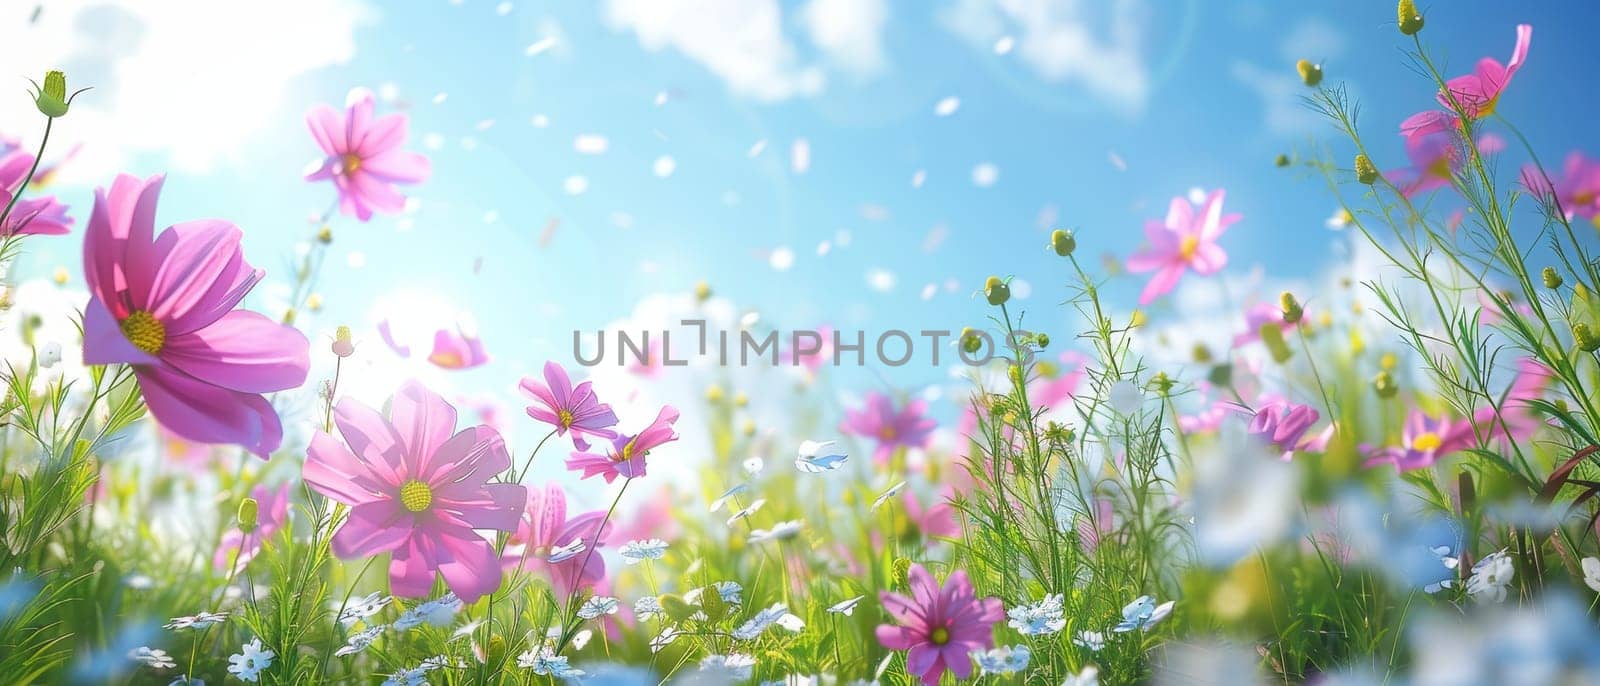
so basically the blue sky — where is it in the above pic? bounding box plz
[7,0,1599,416]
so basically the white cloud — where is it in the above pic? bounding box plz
[603,0,824,102]
[799,0,889,77]
[0,0,373,184]
[1279,17,1344,64]
[940,0,1150,112]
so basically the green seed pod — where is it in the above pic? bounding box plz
[1149,372,1174,395]
[1355,154,1380,185]
[1373,370,1399,399]
[1259,323,1293,364]
[31,71,73,117]
[1398,0,1425,35]
[1274,154,1290,168]
[1295,60,1323,87]
[1050,229,1076,257]
[1280,292,1304,324]
[1542,267,1563,290]
[237,497,259,532]
[1575,323,1600,353]
[984,276,1010,306]
[1035,333,1050,348]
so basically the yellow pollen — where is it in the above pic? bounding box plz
[878,426,897,441]
[1412,432,1443,452]
[120,310,166,354]
[399,479,433,512]
[1179,235,1201,260]
[341,153,362,174]
[613,439,638,463]
[558,408,575,429]
[929,627,950,645]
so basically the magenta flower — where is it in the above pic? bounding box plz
[426,324,488,370]
[520,361,619,450]
[902,488,960,540]
[875,564,1003,686]
[303,381,526,603]
[841,392,936,465]
[1389,132,1504,198]
[566,406,680,483]
[1126,190,1239,305]
[214,483,291,573]
[1233,302,1303,346]
[502,482,612,596]
[82,175,309,457]
[1363,410,1476,472]
[305,88,430,221]
[1400,24,1532,144]
[1239,401,1332,461]
[1522,151,1600,220]
[0,141,72,237]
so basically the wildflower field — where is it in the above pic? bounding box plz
[4,1,1600,685]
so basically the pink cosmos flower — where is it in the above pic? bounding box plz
[1389,132,1504,198]
[303,381,526,603]
[82,175,309,457]
[1400,25,1532,145]
[1363,410,1477,472]
[1126,190,1239,305]
[1077,498,1115,552]
[841,392,936,465]
[1236,401,1333,461]
[566,406,680,483]
[1522,151,1600,220]
[305,88,431,221]
[502,482,612,596]
[520,361,619,450]
[427,325,488,370]
[214,483,291,573]
[903,488,960,540]
[875,564,1003,686]
[0,140,72,237]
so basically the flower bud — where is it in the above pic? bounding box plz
[892,557,912,587]
[1050,229,1076,257]
[1398,0,1424,35]
[1280,292,1304,324]
[960,329,983,355]
[30,70,82,118]
[694,281,712,302]
[1355,154,1380,185]
[1007,364,1024,388]
[1295,60,1323,87]
[984,276,1010,306]
[1192,343,1214,364]
[1207,363,1233,388]
[1274,154,1290,168]
[1149,372,1174,395]
[238,497,259,532]
[1035,333,1050,348]
[1542,267,1563,289]
[317,226,334,244]
[1372,370,1399,398]
[333,325,355,358]
[1575,323,1600,353]
[705,384,725,403]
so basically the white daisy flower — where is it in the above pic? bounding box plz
[128,646,176,669]
[972,644,1031,675]
[1062,664,1101,686]
[1583,557,1600,593]
[164,611,230,631]
[517,647,586,677]
[1073,630,1106,652]
[226,638,275,683]
[726,499,767,526]
[578,595,621,619]
[649,627,682,653]
[1007,594,1066,636]
[734,603,802,640]
[871,481,907,510]
[394,592,462,630]
[334,625,385,657]
[634,595,664,621]
[337,592,392,626]
[620,538,670,565]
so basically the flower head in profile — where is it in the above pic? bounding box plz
[82,175,309,456]
[521,361,619,450]
[1523,151,1600,221]
[566,406,680,483]
[1126,189,1239,305]
[902,487,960,540]
[305,88,430,221]
[875,563,1003,686]
[1238,401,1332,461]
[303,381,526,603]
[426,324,488,370]
[1400,24,1532,144]
[0,139,72,237]
[841,392,936,465]
[1389,132,1505,198]
[502,481,612,596]
[1364,409,1476,472]
[214,483,291,573]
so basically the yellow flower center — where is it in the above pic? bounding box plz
[1179,235,1201,260]
[1412,431,1443,452]
[341,153,363,174]
[613,438,638,463]
[399,479,433,512]
[558,408,575,429]
[120,310,166,354]
[879,426,897,441]
[929,627,950,645]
